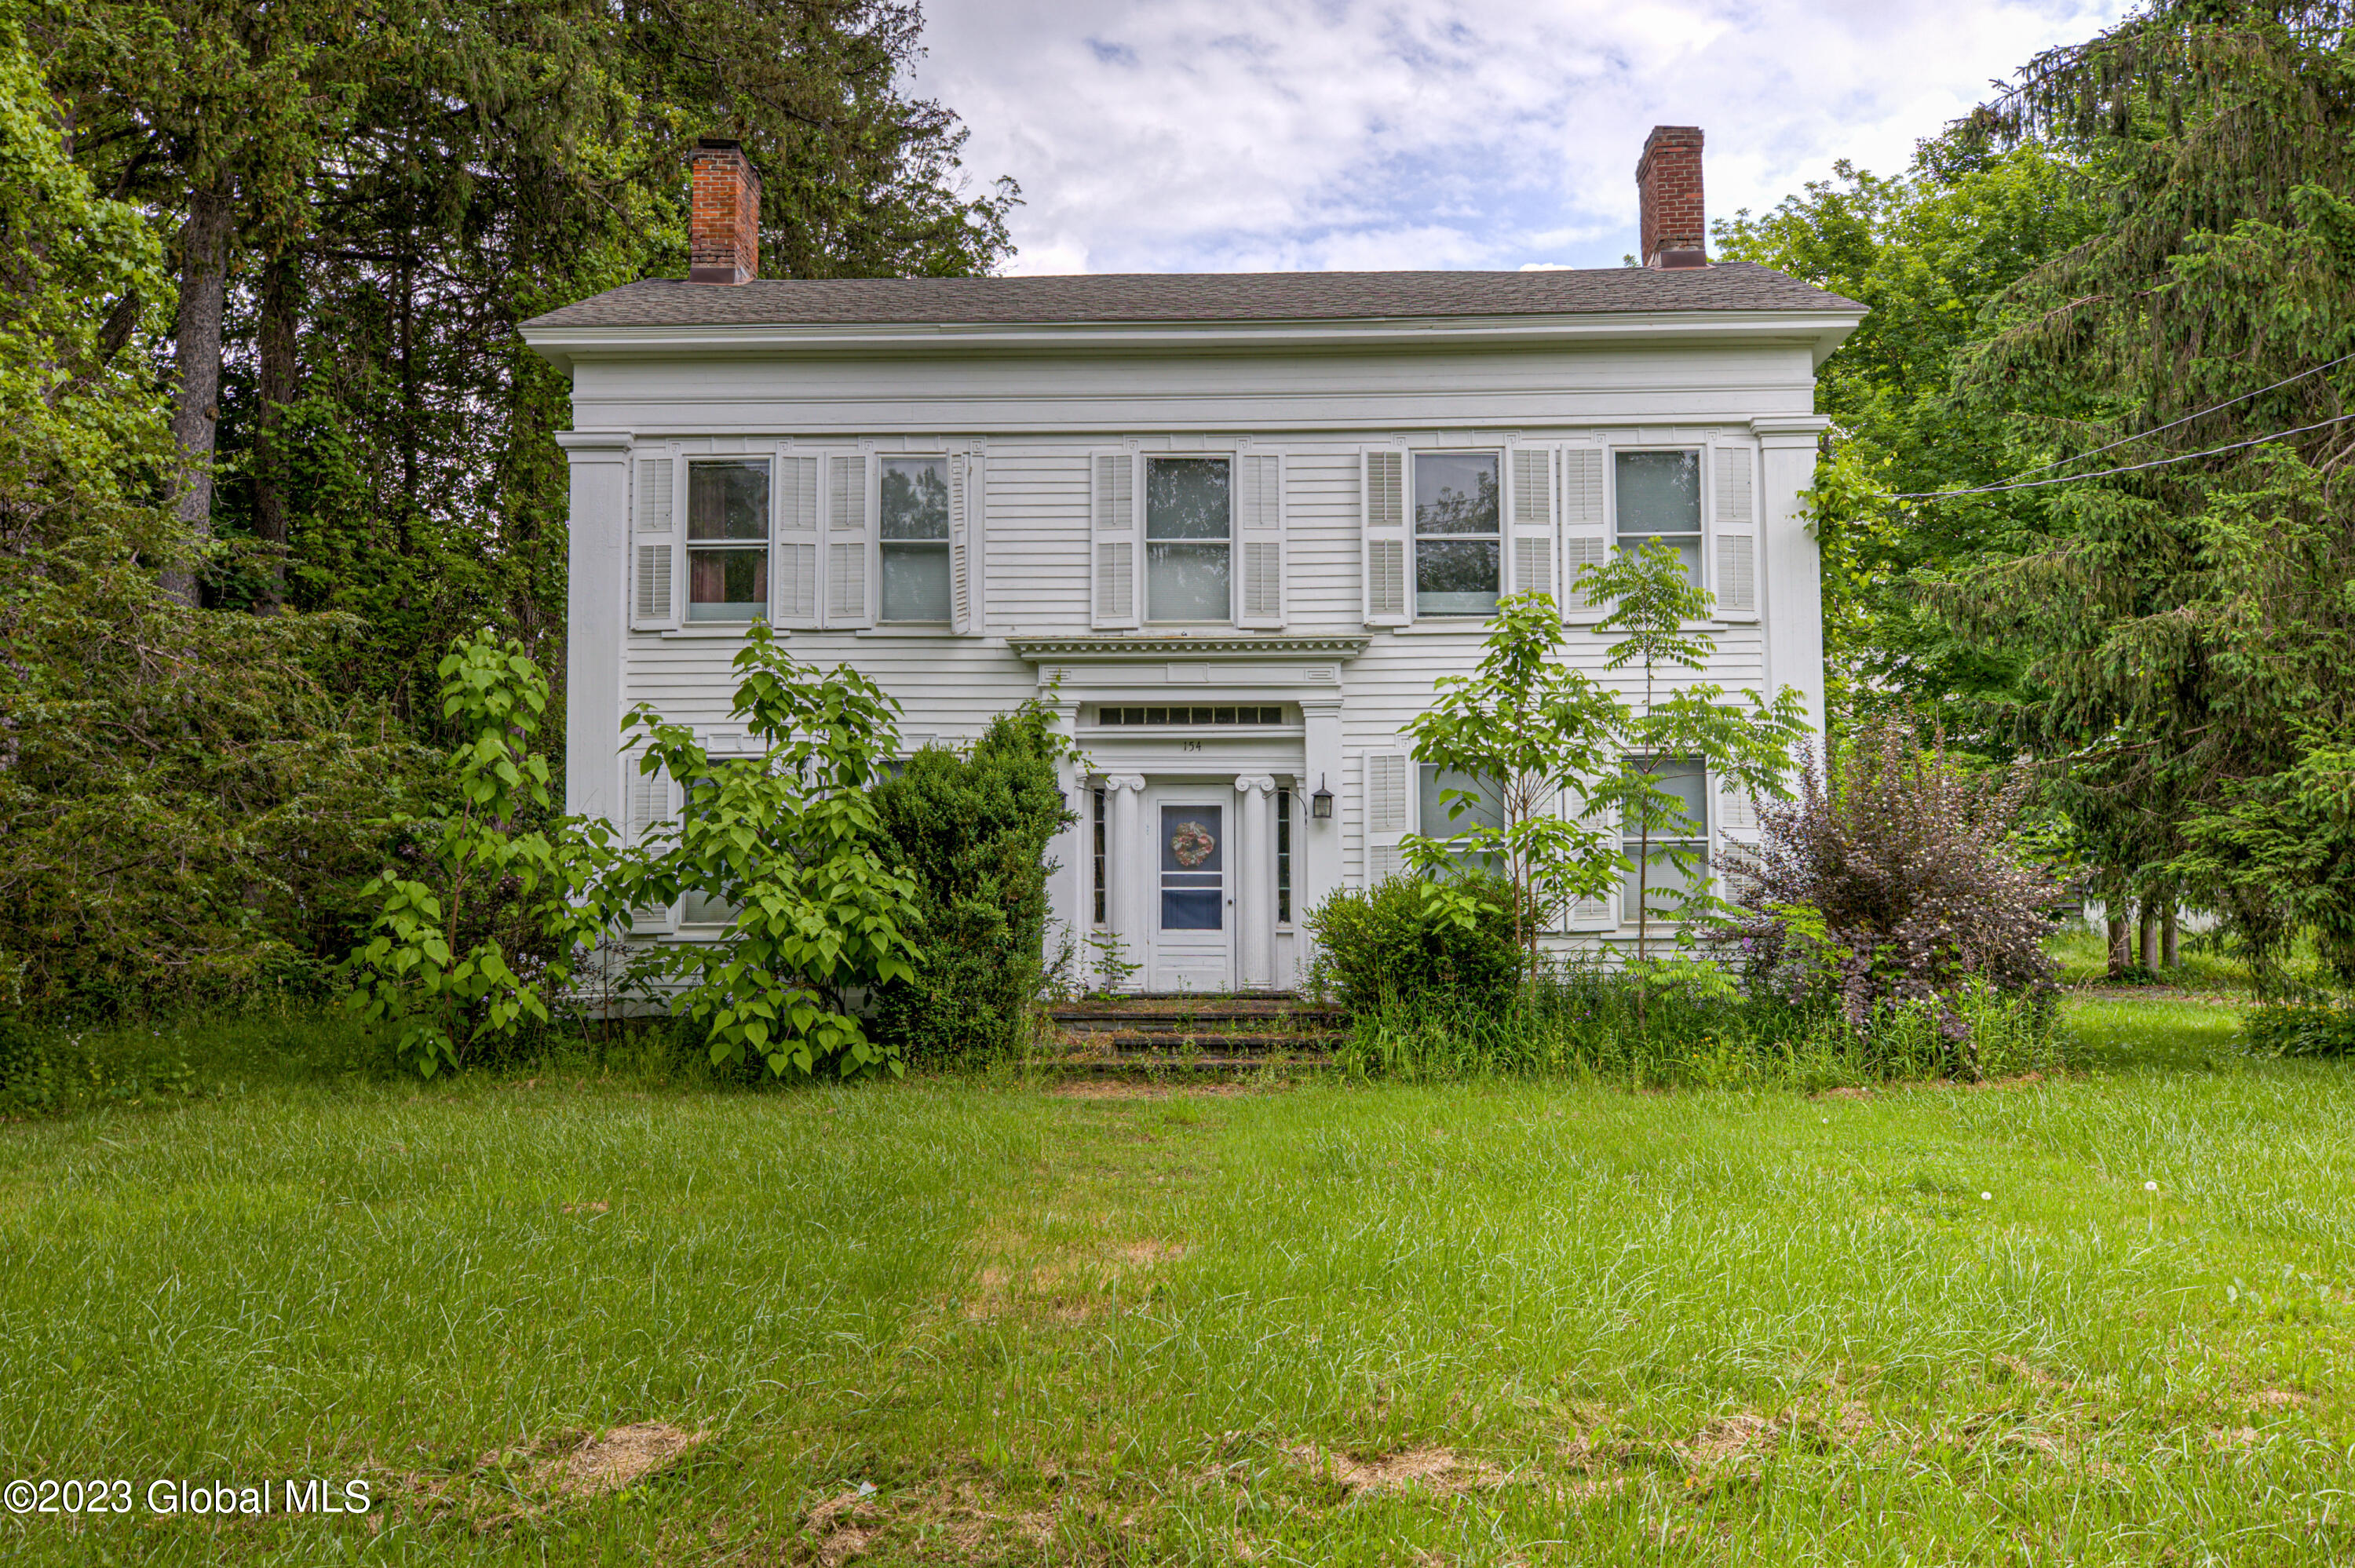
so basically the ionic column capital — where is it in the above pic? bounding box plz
[1233,774,1278,796]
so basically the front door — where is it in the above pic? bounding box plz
[1148,797,1232,993]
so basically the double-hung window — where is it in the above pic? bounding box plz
[1414,451,1500,616]
[1146,457,1232,622]
[1614,450,1703,587]
[686,459,770,622]
[1620,757,1709,920]
[879,456,952,623]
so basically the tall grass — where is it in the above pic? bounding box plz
[1334,960,2066,1088]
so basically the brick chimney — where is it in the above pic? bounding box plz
[1636,126,1707,269]
[688,137,761,286]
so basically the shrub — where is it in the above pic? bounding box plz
[2244,992,2355,1058]
[1718,716,2061,1069]
[867,705,1074,1064]
[1303,873,1524,1012]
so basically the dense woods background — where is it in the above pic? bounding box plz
[5,0,2355,1023]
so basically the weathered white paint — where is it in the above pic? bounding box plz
[530,308,1853,989]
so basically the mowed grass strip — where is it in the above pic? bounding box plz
[2,999,2350,1565]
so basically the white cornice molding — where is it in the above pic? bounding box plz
[553,429,633,453]
[521,310,1864,373]
[1008,634,1371,663]
[1751,414,1834,446]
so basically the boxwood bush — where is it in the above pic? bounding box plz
[867,705,1074,1064]
[1303,872,1524,1012]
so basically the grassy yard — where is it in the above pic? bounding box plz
[2,999,2350,1565]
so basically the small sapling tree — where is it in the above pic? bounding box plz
[1580,541,1811,965]
[1401,591,1623,973]
[606,625,921,1078]
[344,633,610,1075]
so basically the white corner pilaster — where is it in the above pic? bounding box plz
[1299,696,1344,960]
[556,431,633,831]
[1751,414,1832,746]
[1043,694,1084,971]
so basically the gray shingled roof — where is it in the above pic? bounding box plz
[520,261,1861,332]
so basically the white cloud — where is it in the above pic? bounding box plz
[911,0,2127,274]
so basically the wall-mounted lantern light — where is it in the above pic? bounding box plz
[1311,774,1334,820]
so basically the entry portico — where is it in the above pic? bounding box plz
[1014,634,1363,992]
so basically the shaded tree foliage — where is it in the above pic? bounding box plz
[1941,0,2355,977]
[32,0,1014,738]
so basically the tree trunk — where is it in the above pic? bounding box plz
[2105,886,2130,981]
[252,246,301,611]
[163,182,234,607]
[2138,902,2160,976]
[2163,903,2180,970]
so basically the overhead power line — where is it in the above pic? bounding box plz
[1889,414,2355,501]
[1890,348,2355,501]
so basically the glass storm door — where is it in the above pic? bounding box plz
[1151,800,1232,992]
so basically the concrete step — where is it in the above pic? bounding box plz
[1024,1053,1337,1074]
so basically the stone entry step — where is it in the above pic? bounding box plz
[1033,994,1346,1074]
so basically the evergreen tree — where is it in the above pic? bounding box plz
[1944,0,2355,978]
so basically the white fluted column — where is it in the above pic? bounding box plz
[1105,775,1148,990]
[1235,774,1277,990]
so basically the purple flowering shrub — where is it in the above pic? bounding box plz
[1717,718,2061,1052]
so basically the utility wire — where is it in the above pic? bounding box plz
[1994,348,2355,483]
[1889,413,2355,501]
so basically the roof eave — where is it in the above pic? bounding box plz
[519,308,1864,375]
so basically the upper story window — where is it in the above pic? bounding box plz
[1615,450,1703,587]
[1414,451,1500,617]
[879,456,951,622]
[686,459,769,622]
[1146,457,1231,622]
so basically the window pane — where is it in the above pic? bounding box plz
[880,542,951,622]
[1620,758,1708,833]
[687,546,767,621]
[681,890,743,925]
[1146,458,1230,540]
[1418,764,1506,834]
[1616,533,1703,585]
[1160,808,1225,873]
[1419,764,1506,874]
[688,461,769,541]
[1616,450,1700,535]
[1415,452,1499,536]
[1148,541,1231,621]
[1415,538,1499,616]
[1620,843,1707,920]
[880,458,950,541]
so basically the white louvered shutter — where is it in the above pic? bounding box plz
[1236,452,1286,629]
[1090,451,1139,629]
[1560,446,1609,622]
[772,452,820,629]
[1712,445,1758,617]
[1562,785,1617,931]
[949,451,984,635]
[1364,749,1411,884]
[625,764,676,933]
[823,453,873,629]
[630,454,680,631]
[1361,449,1408,628]
[1510,444,1555,604]
[1714,770,1763,907]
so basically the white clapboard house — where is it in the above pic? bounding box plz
[521,126,1863,994]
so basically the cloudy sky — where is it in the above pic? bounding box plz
[912,0,2128,275]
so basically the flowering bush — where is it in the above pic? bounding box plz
[1717,717,2061,1059]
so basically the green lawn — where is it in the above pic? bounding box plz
[3,999,2351,1564]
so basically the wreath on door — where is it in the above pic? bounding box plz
[1170,820,1217,868]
